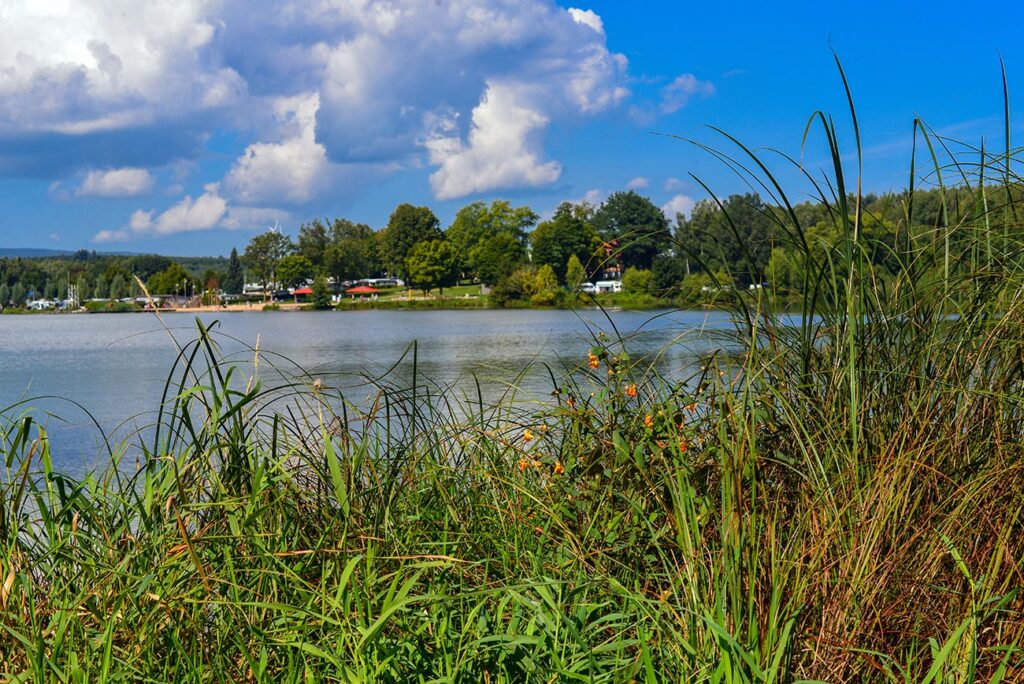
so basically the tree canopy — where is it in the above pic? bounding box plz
[405,239,459,295]
[529,203,601,282]
[381,204,442,279]
[592,191,671,270]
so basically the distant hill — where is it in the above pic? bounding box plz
[0,248,72,258]
[0,247,140,258]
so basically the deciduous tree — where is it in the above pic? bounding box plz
[529,203,600,282]
[592,191,670,270]
[243,230,294,295]
[276,254,315,289]
[405,239,458,295]
[381,204,442,279]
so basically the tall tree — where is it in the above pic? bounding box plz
[405,239,459,295]
[678,193,775,284]
[108,274,126,300]
[75,274,91,301]
[276,254,314,289]
[297,219,329,272]
[565,254,586,291]
[326,219,378,285]
[529,203,600,282]
[470,233,525,286]
[148,263,193,295]
[94,275,108,299]
[592,191,671,270]
[447,200,538,276]
[243,230,294,295]
[224,247,244,294]
[381,204,442,279]
[312,274,332,309]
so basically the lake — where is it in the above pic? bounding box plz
[0,308,736,472]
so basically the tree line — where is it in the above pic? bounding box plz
[0,184,1005,309]
[237,192,673,304]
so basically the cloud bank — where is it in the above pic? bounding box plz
[0,1,708,242]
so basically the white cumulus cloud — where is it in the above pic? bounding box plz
[660,74,715,114]
[92,229,129,243]
[152,184,228,235]
[224,93,330,205]
[568,8,604,34]
[664,177,686,192]
[78,167,154,197]
[427,82,561,200]
[626,176,649,190]
[662,194,695,220]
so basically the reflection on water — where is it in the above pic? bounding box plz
[0,309,738,472]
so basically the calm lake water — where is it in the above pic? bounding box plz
[0,309,736,472]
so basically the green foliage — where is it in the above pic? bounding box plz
[650,253,687,296]
[592,190,671,269]
[325,219,379,285]
[276,254,314,289]
[566,253,586,291]
[529,264,560,306]
[75,274,90,301]
[469,232,524,286]
[93,275,108,300]
[529,202,601,282]
[223,247,244,294]
[312,273,332,309]
[297,218,330,272]
[446,200,537,276]
[83,300,139,313]
[108,273,126,300]
[381,204,442,279]
[678,193,776,285]
[677,270,731,303]
[405,239,458,295]
[491,264,562,307]
[243,229,294,292]
[147,262,193,295]
[621,266,654,295]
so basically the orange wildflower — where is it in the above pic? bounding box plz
[643,414,654,429]
[553,460,564,475]
[523,429,535,442]
[679,439,689,454]
[588,352,600,369]
[566,396,576,409]
[518,459,530,472]
[625,383,637,398]
[685,401,698,413]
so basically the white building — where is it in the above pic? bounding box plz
[594,280,622,294]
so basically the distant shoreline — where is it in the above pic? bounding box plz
[0,295,704,315]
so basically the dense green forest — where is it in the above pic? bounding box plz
[1,183,1014,308]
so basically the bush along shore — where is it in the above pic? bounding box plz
[3,80,1024,680]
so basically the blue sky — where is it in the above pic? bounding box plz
[0,0,1020,256]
